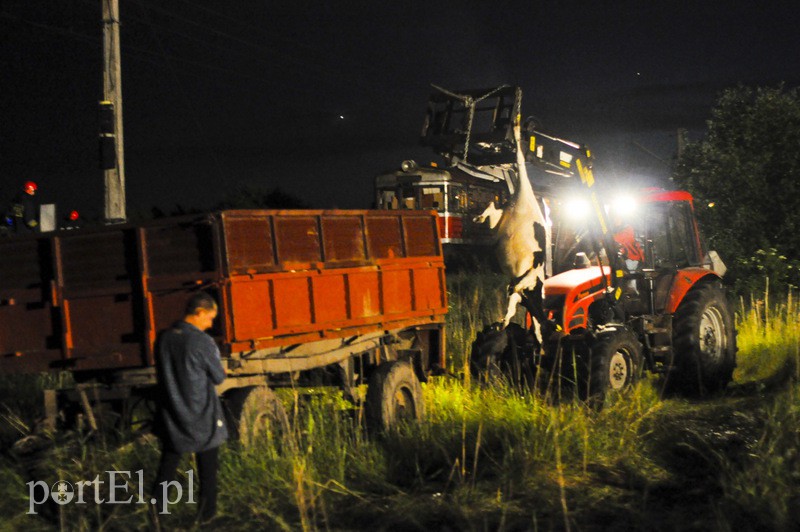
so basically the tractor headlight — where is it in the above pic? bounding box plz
[611,195,638,217]
[563,198,592,221]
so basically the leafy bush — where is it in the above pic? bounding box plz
[737,248,800,296]
[673,84,800,296]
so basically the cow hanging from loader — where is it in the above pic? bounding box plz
[472,116,548,348]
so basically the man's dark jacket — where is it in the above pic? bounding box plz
[156,321,228,453]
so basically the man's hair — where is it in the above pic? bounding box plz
[185,291,217,316]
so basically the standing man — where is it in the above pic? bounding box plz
[153,291,227,522]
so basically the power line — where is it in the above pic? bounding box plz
[167,0,407,92]
[123,45,267,83]
[4,3,396,137]
[25,0,394,107]
[130,0,379,94]
[0,9,99,47]
[133,2,303,62]
[75,0,269,67]
[2,7,374,120]
[169,0,345,59]
[132,0,227,182]
[1,9,271,86]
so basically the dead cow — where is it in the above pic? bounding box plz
[473,119,548,346]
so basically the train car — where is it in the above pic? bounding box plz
[374,161,509,245]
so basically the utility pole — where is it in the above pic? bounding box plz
[101,0,126,222]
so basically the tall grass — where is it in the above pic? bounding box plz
[1,280,798,530]
[735,288,800,383]
[713,286,800,530]
[444,270,507,374]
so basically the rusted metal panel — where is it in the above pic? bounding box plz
[403,215,439,257]
[0,236,61,370]
[0,237,52,293]
[224,215,274,273]
[228,278,273,341]
[310,274,348,323]
[347,270,382,319]
[56,228,145,370]
[59,230,135,289]
[321,215,367,263]
[274,215,322,265]
[412,266,448,311]
[225,263,446,344]
[273,276,313,329]
[365,215,404,259]
[382,269,413,315]
[143,220,216,276]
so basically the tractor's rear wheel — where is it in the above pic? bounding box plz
[580,330,643,407]
[671,282,736,395]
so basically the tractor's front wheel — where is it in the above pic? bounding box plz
[671,282,737,395]
[580,329,643,407]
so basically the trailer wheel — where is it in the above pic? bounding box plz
[366,360,424,431]
[126,394,158,434]
[580,330,643,407]
[672,282,736,395]
[224,386,289,446]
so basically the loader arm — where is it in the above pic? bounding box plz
[525,128,624,296]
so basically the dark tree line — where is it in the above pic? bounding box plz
[215,185,310,210]
[144,185,310,220]
[673,85,800,296]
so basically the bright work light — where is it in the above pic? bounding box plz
[563,198,592,221]
[611,194,639,218]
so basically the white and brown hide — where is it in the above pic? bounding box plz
[473,121,547,345]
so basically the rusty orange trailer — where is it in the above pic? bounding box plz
[0,209,447,432]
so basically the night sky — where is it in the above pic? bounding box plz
[1,1,799,220]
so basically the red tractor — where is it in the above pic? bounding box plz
[540,185,737,401]
[471,126,736,403]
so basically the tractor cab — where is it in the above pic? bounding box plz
[544,188,725,333]
[534,185,735,401]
